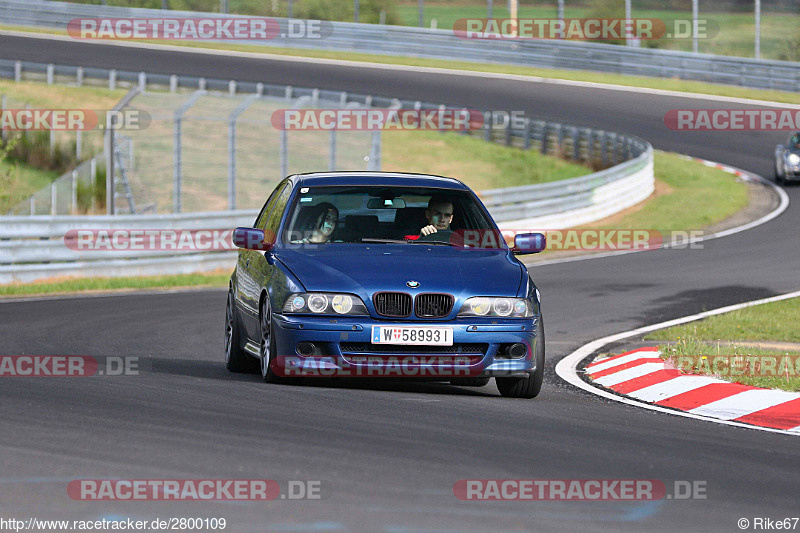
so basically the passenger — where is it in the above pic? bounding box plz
[293,203,338,244]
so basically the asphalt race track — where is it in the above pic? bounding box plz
[1,34,798,532]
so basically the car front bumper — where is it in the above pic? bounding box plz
[271,314,540,379]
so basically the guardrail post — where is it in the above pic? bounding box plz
[367,130,381,170]
[285,86,293,100]
[30,196,35,215]
[228,80,236,96]
[329,130,336,171]
[0,95,5,143]
[588,129,596,163]
[311,89,319,107]
[24,103,30,141]
[199,78,206,91]
[438,104,446,134]
[280,129,288,179]
[109,69,116,90]
[170,75,178,93]
[600,131,608,167]
[50,181,57,216]
[71,169,78,214]
[105,128,114,214]
[340,91,348,105]
[540,123,548,155]
[174,90,205,213]
[227,93,258,210]
[365,95,372,107]
[523,119,531,149]
[504,122,512,146]
[483,111,491,142]
[14,61,21,82]
[572,127,580,161]
[256,83,264,96]
[90,157,97,213]
[47,64,54,85]
[556,124,565,157]
[138,72,146,92]
[77,67,84,86]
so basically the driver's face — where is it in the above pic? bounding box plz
[426,202,454,230]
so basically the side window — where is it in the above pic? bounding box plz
[255,181,289,230]
[264,184,293,238]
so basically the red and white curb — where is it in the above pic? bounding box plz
[585,347,800,433]
[555,291,800,436]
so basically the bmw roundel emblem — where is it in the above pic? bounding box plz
[406,280,420,288]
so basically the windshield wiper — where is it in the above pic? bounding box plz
[360,238,410,244]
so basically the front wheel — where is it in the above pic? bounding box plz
[225,288,255,372]
[260,297,287,384]
[496,317,545,399]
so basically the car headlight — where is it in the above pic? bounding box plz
[787,153,800,166]
[458,297,533,318]
[283,293,368,315]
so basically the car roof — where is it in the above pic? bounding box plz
[290,171,471,190]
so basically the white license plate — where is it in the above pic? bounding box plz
[371,326,453,346]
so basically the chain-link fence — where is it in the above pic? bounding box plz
[111,88,377,214]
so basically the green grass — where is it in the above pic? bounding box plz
[0,158,60,213]
[383,130,589,190]
[585,151,748,232]
[394,4,799,60]
[0,271,230,297]
[657,339,800,391]
[3,24,800,105]
[645,296,800,391]
[645,297,800,344]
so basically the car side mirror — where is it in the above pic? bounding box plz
[513,232,546,255]
[233,227,275,251]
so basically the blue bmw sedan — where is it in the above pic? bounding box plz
[225,172,546,398]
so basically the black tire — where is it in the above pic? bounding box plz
[260,296,287,384]
[496,317,545,399]
[450,377,491,387]
[225,288,255,372]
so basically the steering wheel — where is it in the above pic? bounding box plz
[416,229,454,243]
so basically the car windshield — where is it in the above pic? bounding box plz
[282,186,500,247]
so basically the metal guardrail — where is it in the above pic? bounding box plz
[1,0,800,92]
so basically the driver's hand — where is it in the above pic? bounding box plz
[420,225,437,236]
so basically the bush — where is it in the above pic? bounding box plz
[7,131,79,173]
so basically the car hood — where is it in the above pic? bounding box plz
[277,245,525,300]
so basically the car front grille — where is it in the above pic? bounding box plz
[373,292,412,318]
[415,293,454,318]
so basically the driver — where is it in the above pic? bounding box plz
[419,195,454,237]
